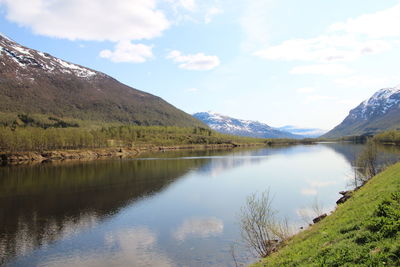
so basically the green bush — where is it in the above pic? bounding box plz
[367,193,400,238]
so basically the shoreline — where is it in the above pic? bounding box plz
[0,143,267,165]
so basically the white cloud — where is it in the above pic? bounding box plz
[0,0,170,42]
[205,7,222,24]
[296,87,316,94]
[178,0,196,11]
[329,4,400,38]
[166,0,197,12]
[100,41,153,63]
[164,0,221,25]
[290,64,353,76]
[254,4,400,72]
[167,50,220,70]
[186,87,199,92]
[239,0,273,50]
[255,36,391,63]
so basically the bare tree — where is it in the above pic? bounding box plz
[356,139,378,184]
[298,196,325,226]
[311,196,324,217]
[239,191,290,258]
[230,244,240,267]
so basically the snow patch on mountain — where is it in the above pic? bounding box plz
[55,58,96,78]
[324,84,400,138]
[0,34,97,79]
[351,86,400,120]
[0,33,13,42]
[12,45,32,56]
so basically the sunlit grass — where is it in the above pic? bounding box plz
[251,163,400,266]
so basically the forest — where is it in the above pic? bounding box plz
[0,124,269,152]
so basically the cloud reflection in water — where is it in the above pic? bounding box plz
[41,227,174,267]
[173,217,224,241]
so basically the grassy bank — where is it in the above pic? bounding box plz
[252,162,400,266]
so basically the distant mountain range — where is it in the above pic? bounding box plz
[193,112,325,139]
[0,34,203,127]
[277,125,327,138]
[324,85,400,138]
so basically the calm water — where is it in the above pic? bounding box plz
[1,143,399,266]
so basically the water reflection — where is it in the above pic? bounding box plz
[173,217,224,241]
[1,143,400,266]
[323,142,400,166]
[42,227,174,267]
[140,146,301,176]
[300,180,337,196]
[0,158,207,265]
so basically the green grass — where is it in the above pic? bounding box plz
[251,163,400,267]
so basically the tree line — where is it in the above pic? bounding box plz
[0,125,266,152]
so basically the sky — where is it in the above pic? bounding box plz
[1,0,400,130]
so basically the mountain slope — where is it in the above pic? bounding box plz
[193,112,302,139]
[324,85,400,138]
[0,34,203,127]
[277,125,327,138]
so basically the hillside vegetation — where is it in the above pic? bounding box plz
[374,130,400,145]
[0,34,204,128]
[0,124,267,152]
[252,163,400,266]
[0,113,314,152]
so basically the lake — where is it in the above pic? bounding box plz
[1,143,399,266]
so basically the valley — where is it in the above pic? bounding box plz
[2,2,400,265]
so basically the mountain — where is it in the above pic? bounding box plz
[324,85,400,138]
[193,112,303,139]
[277,125,327,138]
[0,34,203,127]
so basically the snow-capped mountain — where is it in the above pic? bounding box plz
[277,125,327,138]
[193,112,303,139]
[324,85,400,138]
[0,33,97,78]
[0,33,203,127]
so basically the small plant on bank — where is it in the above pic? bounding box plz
[239,191,290,258]
[356,138,378,184]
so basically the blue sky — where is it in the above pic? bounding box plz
[1,0,400,129]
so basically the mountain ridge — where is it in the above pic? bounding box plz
[193,111,304,139]
[0,34,204,127]
[277,125,327,138]
[323,85,400,138]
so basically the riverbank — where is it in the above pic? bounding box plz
[0,143,267,164]
[251,162,400,266]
